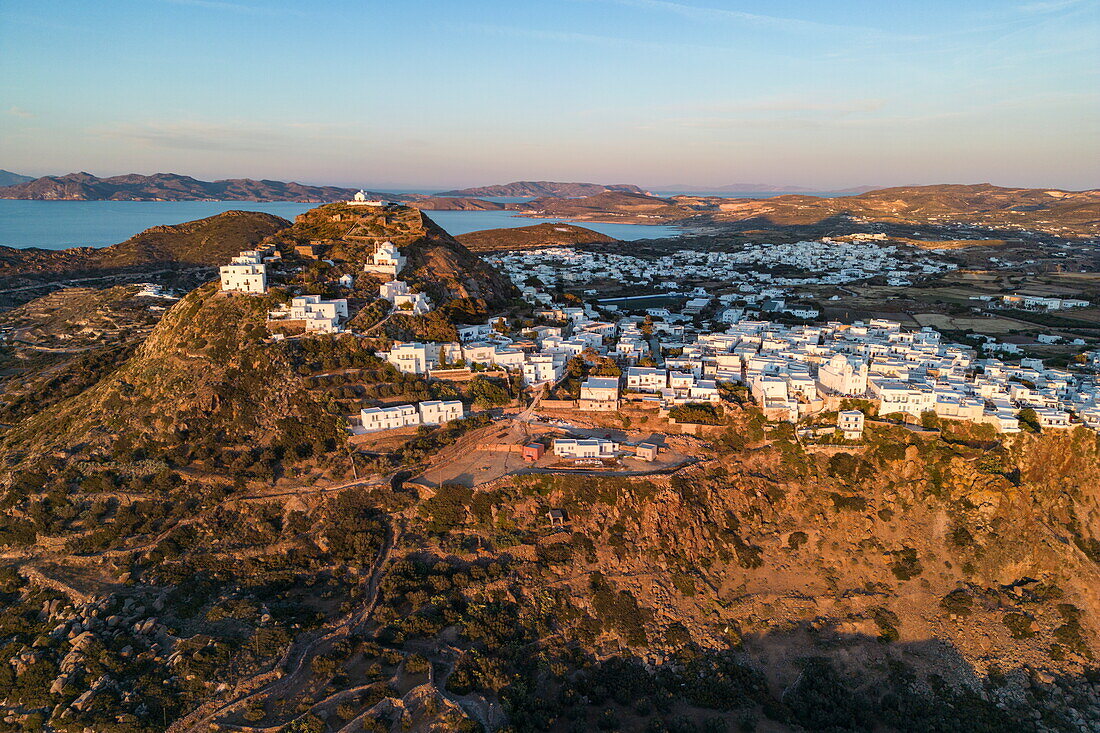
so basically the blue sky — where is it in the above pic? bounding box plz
[1,0,1097,190]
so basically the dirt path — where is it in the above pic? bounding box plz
[170,517,401,733]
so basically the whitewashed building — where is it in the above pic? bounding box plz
[289,295,348,333]
[220,250,268,294]
[837,410,865,439]
[363,241,407,277]
[418,400,465,425]
[552,438,618,459]
[379,280,431,315]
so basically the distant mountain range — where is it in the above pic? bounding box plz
[435,181,647,198]
[658,182,881,194]
[0,169,34,187]
[0,172,399,202]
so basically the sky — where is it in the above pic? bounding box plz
[1,0,1098,191]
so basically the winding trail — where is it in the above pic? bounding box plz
[169,517,402,733]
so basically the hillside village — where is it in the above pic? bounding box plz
[214,199,1100,442]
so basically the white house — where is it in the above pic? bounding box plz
[627,367,666,393]
[1035,409,1072,429]
[360,404,420,432]
[382,342,443,374]
[220,254,267,293]
[837,410,864,439]
[289,295,348,333]
[869,379,935,418]
[522,355,564,384]
[579,377,620,411]
[360,400,464,433]
[418,400,464,425]
[688,379,720,402]
[552,438,618,459]
[379,280,431,315]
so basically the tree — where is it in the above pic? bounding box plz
[469,376,510,408]
[1017,407,1041,433]
[920,411,940,430]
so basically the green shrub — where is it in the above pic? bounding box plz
[669,403,724,425]
[940,589,973,616]
[1002,612,1035,639]
[871,607,900,642]
[888,547,923,581]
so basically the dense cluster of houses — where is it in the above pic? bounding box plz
[486,240,956,298]
[220,230,1097,438]
[374,306,1100,433]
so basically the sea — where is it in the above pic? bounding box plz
[0,200,684,250]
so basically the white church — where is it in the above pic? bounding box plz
[347,190,386,207]
[363,241,407,277]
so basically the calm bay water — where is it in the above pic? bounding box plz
[0,200,681,249]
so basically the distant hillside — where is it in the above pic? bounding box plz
[436,181,646,198]
[520,190,689,223]
[0,171,403,202]
[457,222,617,252]
[0,169,33,187]
[707,183,1100,236]
[661,182,815,193]
[408,196,506,211]
[0,210,290,283]
[483,183,1100,235]
[658,183,881,194]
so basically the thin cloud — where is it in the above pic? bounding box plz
[1018,0,1088,12]
[724,98,887,115]
[6,107,35,119]
[585,0,909,39]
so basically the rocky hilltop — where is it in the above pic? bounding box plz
[0,203,513,466]
[437,180,647,198]
[270,203,516,307]
[0,171,400,202]
[457,221,617,251]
